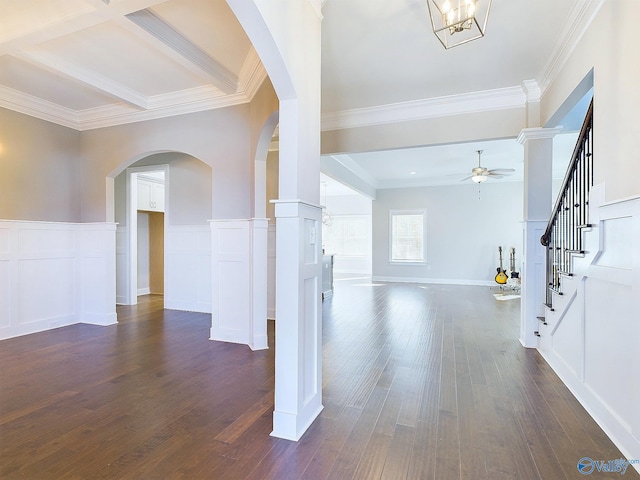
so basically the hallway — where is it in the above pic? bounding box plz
[0,284,635,479]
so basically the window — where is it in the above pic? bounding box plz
[390,210,425,263]
[322,215,369,256]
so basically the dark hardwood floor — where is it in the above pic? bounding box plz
[0,282,636,479]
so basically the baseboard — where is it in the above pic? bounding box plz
[371,276,495,287]
[210,326,250,346]
[0,314,77,341]
[538,347,640,473]
[81,312,118,326]
[250,334,269,351]
[137,287,151,296]
[164,299,211,314]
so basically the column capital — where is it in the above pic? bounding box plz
[517,126,563,145]
[271,199,322,218]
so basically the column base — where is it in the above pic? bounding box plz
[271,398,323,441]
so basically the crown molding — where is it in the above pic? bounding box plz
[321,86,526,131]
[538,0,605,95]
[522,79,541,103]
[237,47,268,99]
[78,89,249,131]
[0,85,80,129]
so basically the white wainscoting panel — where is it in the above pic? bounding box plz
[115,226,129,305]
[79,223,117,326]
[0,221,117,341]
[267,224,276,320]
[210,219,268,350]
[164,225,211,313]
[0,259,9,328]
[537,184,640,469]
[18,257,75,327]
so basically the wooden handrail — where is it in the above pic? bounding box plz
[541,99,593,246]
[540,98,593,308]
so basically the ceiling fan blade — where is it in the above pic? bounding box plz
[488,168,515,173]
[460,174,474,181]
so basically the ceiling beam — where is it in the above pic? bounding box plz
[0,0,170,56]
[15,50,148,109]
[111,16,228,93]
[125,9,238,94]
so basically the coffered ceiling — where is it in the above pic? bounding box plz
[0,0,265,130]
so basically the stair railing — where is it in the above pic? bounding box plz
[540,99,593,308]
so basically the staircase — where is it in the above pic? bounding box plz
[538,99,593,329]
[532,98,640,465]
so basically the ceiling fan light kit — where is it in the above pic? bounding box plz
[426,0,492,49]
[471,173,488,183]
[461,150,515,183]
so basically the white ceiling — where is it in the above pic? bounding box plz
[0,0,595,191]
[320,0,580,113]
[319,0,596,193]
[340,132,579,190]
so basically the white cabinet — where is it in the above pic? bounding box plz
[137,178,165,212]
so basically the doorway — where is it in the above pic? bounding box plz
[123,165,168,306]
[136,171,165,297]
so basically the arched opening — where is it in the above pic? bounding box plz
[110,152,213,312]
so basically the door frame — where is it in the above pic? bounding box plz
[125,164,169,305]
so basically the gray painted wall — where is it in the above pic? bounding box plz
[0,108,81,222]
[372,182,524,284]
[114,152,212,227]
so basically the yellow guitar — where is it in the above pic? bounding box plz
[495,246,508,284]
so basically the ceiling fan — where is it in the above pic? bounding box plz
[461,150,515,183]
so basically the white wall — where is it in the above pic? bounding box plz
[372,182,523,285]
[541,0,640,202]
[165,225,211,313]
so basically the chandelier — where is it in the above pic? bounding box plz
[426,0,492,49]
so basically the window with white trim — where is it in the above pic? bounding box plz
[390,210,425,263]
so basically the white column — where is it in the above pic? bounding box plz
[210,218,269,350]
[271,200,323,441]
[226,0,323,441]
[517,127,562,347]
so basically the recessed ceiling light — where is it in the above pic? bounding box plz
[410,171,417,175]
